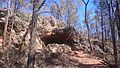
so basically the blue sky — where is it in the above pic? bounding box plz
[1,0,95,21]
[79,0,95,23]
[1,0,96,31]
[53,0,96,31]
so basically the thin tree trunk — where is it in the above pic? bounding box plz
[95,21,99,39]
[106,0,118,67]
[26,0,45,68]
[8,0,15,48]
[116,0,120,39]
[26,10,38,68]
[3,0,11,68]
[3,0,10,48]
[104,23,107,44]
[67,5,70,27]
[82,0,92,52]
[85,4,92,52]
[100,8,105,51]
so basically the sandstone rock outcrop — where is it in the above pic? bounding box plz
[0,8,109,68]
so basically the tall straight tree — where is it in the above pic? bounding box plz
[100,2,105,51]
[58,0,78,27]
[2,0,11,68]
[50,0,61,20]
[26,0,45,68]
[82,0,92,52]
[7,0,16,49]
[106,0,118,67]
[115,0,120,39]
[3,0,11,48]
[94,10,100,39]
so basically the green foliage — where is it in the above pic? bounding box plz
[18,12,31,22]
[18,0,24,5]
[60,0,79,26]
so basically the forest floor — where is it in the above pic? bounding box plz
[49,51,107,68]
[0,37,108,68]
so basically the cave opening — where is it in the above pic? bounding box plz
[41,32,75,46]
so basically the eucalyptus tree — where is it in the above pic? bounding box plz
[3,0,11,48]
[106,0,118,67]
[2,0,11,68]
[26,0,46,68]
[50,0,61,20]
[57,0,78,27]
[99,0,106,52]
[115,0,120,39]
[94,10,100,39]
[81,0,92,52]
[93,0,118,67]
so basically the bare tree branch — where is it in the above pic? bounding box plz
[82,0,90,5]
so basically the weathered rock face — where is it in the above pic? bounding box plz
[0,9,6,36]
[38,16,58,32]
[34,42,108,68]
[0,9,110,68]
[0,8,78,50]
[36,16,65,37]
[47,44,71,54]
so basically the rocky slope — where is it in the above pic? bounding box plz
[0,9,111,68]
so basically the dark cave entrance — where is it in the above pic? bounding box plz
[41,32,75,45]
[41,27,77,46]
[41,31,77,51]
